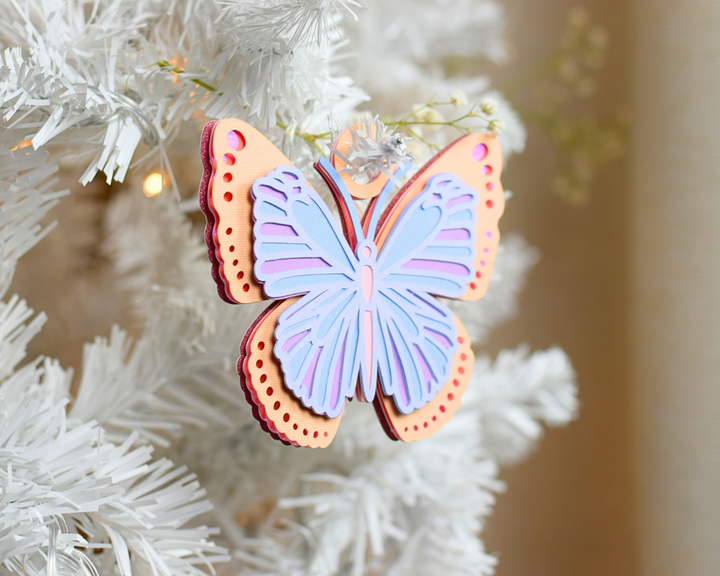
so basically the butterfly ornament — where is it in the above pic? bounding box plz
[199,119,504,448]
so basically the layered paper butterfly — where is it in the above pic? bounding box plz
[199,119,504,448]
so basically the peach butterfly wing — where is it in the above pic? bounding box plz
[374,132,504,300]
[200,118,293,304]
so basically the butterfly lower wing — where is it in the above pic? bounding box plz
[375,133,504,300]
[200,119,301,304]
[241,298,343,448]
[274,288,363,418]
[375,287,459,413]
[373,311,473,441]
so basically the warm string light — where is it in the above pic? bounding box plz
[10,139,32,151]
[143,172,164,197]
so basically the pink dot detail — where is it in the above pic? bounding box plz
[227,130,245,151]
[486,231,492,239]
[484,248,489,254]
[482,165,493,175]
[480,260,486,266]
[486,182,494,191]
[472,143,488,162]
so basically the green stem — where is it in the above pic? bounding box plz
[151,60,219,93]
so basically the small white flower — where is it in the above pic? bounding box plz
[413,106,445,125]
[487,118,505,135]
[479,98,498,116]
[450,89,468,108]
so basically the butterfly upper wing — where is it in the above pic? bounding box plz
[251,166,358,298]
[375,132,504,300]
[200,119,309,304]
[376,173,479,298]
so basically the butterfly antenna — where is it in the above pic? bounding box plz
[316,156,365,245]
[363,160,413,240]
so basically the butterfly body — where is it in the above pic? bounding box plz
[200,118,504,447]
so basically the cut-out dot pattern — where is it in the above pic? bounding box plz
[233,259,239,266]
[237,271,244,280]
[482,165,493,175]
[486,182,494,191]
[224,192,233,202]
[244,297,342,448]
[229,245,235,252]
[226,227,232,235]
[243,283,250,292]
[486,200,494,208]
[223,173,233,183]
[223,153,235,165]
[379,315,473,442]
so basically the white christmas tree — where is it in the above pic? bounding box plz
[0,1,578,575]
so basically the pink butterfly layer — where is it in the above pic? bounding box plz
[200,119,504,448]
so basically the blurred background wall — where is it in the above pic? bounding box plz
[486,1,720,575]
[631,2,720,575]
[480,1,637,575]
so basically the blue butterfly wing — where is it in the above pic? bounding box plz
[376,173,478,299]
[252,166,357,299]
[374,287,459,414]
[252,166,363,418]
[374,173,479,412]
